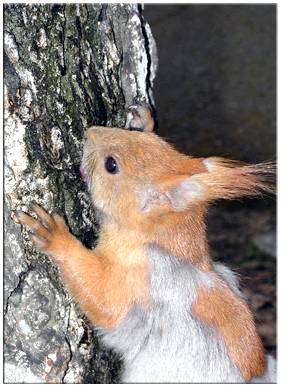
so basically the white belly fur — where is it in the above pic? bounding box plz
[99,245,276,383]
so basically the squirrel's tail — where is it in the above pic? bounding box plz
[250,355,276,383]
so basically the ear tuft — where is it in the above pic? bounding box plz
[161,158,275,211]
[195,157,276,201]
[139,158,275,214]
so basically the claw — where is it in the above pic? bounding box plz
[16,205,73,260]
[17,211,50,239]
[32,204,53,228]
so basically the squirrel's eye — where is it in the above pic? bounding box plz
[105,156,119,174]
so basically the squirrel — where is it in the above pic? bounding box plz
[17,104,276,383]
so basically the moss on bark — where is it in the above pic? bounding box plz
[4,4,157,383]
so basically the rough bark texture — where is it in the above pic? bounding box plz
[4,4,157,383]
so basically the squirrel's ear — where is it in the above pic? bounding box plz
[139,158,205,212]
[153,158,275,211]
[158,174,204,211]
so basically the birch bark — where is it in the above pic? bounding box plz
[4,4,157,383]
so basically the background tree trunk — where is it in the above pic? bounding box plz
[4,4,157,383]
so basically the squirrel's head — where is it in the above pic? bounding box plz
[81,123,274,227]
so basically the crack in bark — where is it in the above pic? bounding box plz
[60,5,67,76]
[4,265,31,317]
[137,5,158,130]
[61,306,73,383]
[137,5,153,105]
[74,12,106,126]
[98,4,108,22]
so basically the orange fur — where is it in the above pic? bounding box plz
[192,282,265,380]
[84,127,274,271]
[150,208,211,271]
[18,207,149,329]
[82,126,273,377]
[18,123,274,378]
[59,240,149,328]
[191,158,275,202]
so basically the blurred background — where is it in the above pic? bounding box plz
[145,4,276,356]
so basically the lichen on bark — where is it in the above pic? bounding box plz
[4,3,157,383]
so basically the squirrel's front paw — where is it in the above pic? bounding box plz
[17,204,74,261]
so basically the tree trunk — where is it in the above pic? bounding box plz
[4,4,157,383]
